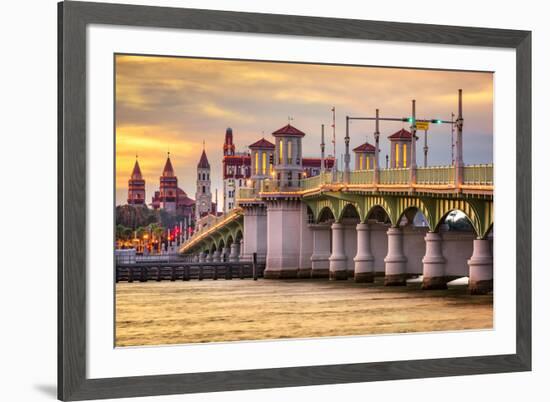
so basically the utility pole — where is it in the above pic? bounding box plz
[331,107,337,182]
[423,128,428,167]
[344,116,351,183]
[374,108,380,184]
[455,89,464,188]
[451,112,455,165]
[320,124,326,179]
[410,100,417,184]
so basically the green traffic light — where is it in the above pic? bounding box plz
[431,119,442,124]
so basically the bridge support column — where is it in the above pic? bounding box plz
[298,204,314,278]
[241,205,267,263]
[310,224,331,278]
[264,199,302,279]
[329,223,348,280]
[212,250,221,263]
[422,232,447,289]
[344,222,358,277]
[354,223,375,283]
[222,247,230,262]
[229,241,240,262]
[384,227,407,286]
[468,239,493,294]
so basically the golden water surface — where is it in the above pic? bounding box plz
[115,278,493,347]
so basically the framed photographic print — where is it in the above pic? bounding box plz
[58,1,531,400]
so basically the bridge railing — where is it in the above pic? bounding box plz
[301,174,323,190]
[463,164,493,185]
[349,170,374,185]
[237,187,257,200]
[416,166,455,185]
[379,168,409,184]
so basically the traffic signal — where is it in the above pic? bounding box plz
[431,119,442,124]
[269,153,274,164]
[402,117,414,123]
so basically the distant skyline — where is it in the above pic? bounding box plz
[115,55,493,207]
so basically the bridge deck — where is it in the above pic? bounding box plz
[116,262,265,282]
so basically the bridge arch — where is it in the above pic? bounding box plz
[432,199,492,238]
[234,228,243,242]
[225,234,234,248]
[434,207,478,237]
[340,203,360,222]
[317,206,336,223]
[364,201,393,225]
[394,197,435,230]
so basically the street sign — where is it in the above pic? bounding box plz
[416,121,430,131]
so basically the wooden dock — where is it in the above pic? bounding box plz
[116,261,265,282]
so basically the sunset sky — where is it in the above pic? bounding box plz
[115,55,493,207]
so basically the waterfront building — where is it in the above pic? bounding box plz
[302,157,335,177]
[127,158,145,205]
[222,128,251,212]
[149,154,196,229]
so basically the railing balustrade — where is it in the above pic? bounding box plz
[416,166,455,185]
[463,164,493,185]
[379,168,409,184]
[349,170,374,185]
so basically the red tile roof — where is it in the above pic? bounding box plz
[353,142,376,153]
[302,157,336,168]
[272,124,306,137]
[249,138,275,149]
[388,128,412,140]
[197,150,210,169]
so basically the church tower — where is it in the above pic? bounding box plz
[127,157,145,205]
[159,152,178,212]
[195,144,212,220]
[223,127,235,156]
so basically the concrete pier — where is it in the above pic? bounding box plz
[310,224,331,278]
[422,232,447,289]
[384,227,407,286]
[468,239,493,294]
[354,223,375,282]
[329,222,348,280]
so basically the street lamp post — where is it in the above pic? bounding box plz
[374,108,380,184]
[410,99,417,185]
[344,116,351,184]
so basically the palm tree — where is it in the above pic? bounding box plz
[148,223,164,253]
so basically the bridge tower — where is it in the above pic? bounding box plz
[127,157,145,205]
[388,129,412,168]
[353,142,376,170]
[249,138,275,190]
[195,145,212,220]
[272,124,305,189]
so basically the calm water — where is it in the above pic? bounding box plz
[115,278,493,347]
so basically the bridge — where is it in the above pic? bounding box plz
[180,91,494,294]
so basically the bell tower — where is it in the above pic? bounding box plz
[127,156,145,205]
[195,143,212,220]
[159,152,178,212]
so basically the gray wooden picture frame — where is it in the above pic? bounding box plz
[58,1,532,400]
